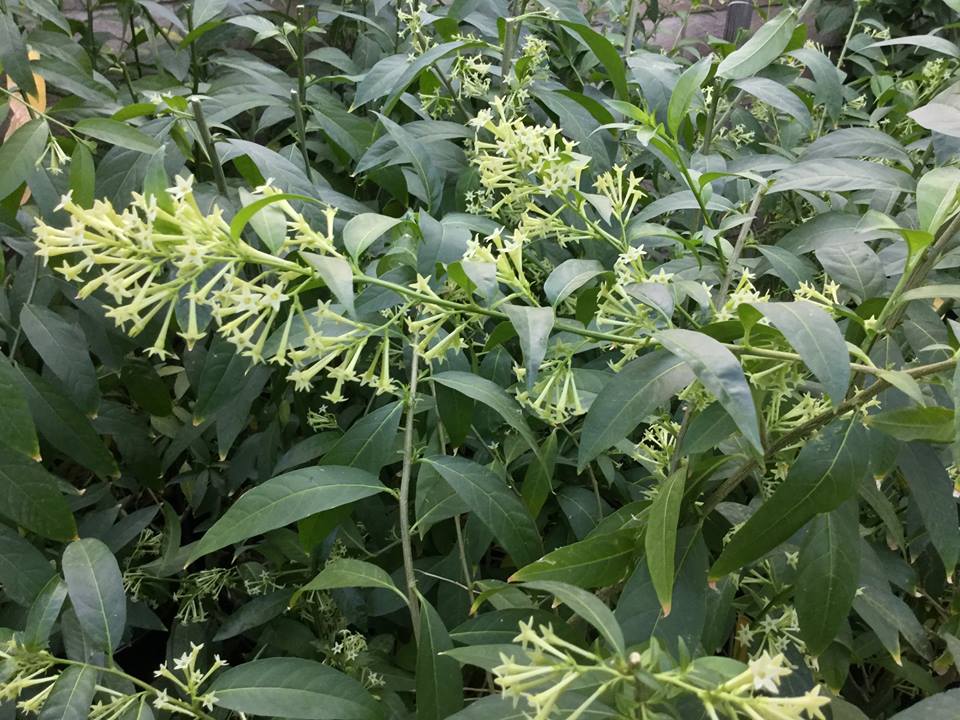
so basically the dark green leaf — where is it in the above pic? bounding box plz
[578,350,693,470]
[0,118,48,201]
[511,528,636,588]
[210,658,382,720]
[656,329,762,453]
[416,596,464,720]
[37,665,97,720]
[62,538,126,653]
[20,304,100,415]
[0,447,76,541]
[187,467,386,564]
[422,455,543,567]
[710,419,869,579]
[645,469,685,615]
[751,301,850,404]
[796,501,860,655]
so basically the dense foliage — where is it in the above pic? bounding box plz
[2,0,960,718]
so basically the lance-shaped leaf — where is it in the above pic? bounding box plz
[522,580,625,655]
[795,500,861,655]
[667,54,712,137]
[0,447,76,541]
[0,345,40,460]
[510,528,637,588]
[62,538,127,653]
[291,558,406,606]
[416,596,464,720]
[544,259,606,306]
[898,443,960,573]
[20,304,100,416]
[422,455,542,566]
[302,253,356,317]
[656,329,762,453]
[37,665,98,720]
[210,657,382,720]
[645,469,686,615]
[710,418,869,579]
[751,301,850,404]
[186,467,386,564]
[0,524,56,606]
[431,371,541,461]
[502,304,554,387]
[342,213,403,259]
[717,8,796,80]
[578,350,694,470]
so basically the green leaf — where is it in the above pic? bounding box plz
[20,304,100,416]
[0,446,76,541]
[667,55,713,137]
[302,253,356,317]
[898,443,960,573]
[73,118,161,154]
[193,0,228,26]
[770,160,915,194]
[214,590,292,641]
[62,538,127,653]
[0,118,48,201]
[23,576,68,649]
[187,467,386,564]
[354,41,474,109]
[0,11,36,96]
[376,113,442,211]
[733,77,811,129]
[19,367,118,480]
[502,304,554,387]
[510,528,636,588]
[578,350,693,470]
[0,354,40,460]
[292,558,406,606]
[422,455,543,566]
[69,142,96,209]
[717,8,797,80]
[522,580,625,655]
[556,21,629,100]
[416,596,464,720]
[917,166,960,235]
[37,665,98,720]
[710,419,869,579]
[803,128,912,168]
[543,259,606,306]
[867,35,960,58]
[889,689,960,720]
[795,501,860,655]
[865,407,954,443]
[0,524,56,605]
[210,657,382,720]
[320,401,403,474]
[193,338,253,424]
[343,213,403,259]
[230,192,319,242]
[645,469,685,615]
[750,301,850,404]
[431,372,541,461]
[656,329,762,453]
[788,48,843,120]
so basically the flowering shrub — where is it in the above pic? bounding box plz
[1,0,960,719]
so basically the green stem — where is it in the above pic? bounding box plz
[622,0,641,59]
[399,341,421,641]
[190,99,228,195]
[290,89,314,183]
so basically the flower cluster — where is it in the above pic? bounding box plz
[153,642,227,713]
[492,621,829,720]
[466,98,590,221]
[33,178,405,401]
